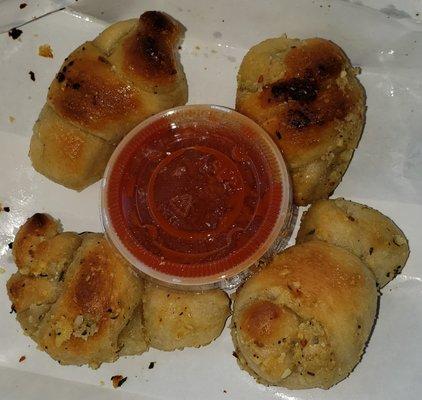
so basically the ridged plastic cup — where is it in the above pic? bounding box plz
[101,105,293,290]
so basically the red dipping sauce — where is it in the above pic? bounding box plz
[102,105,292,289]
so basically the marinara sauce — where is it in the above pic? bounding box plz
[102,106,291,287]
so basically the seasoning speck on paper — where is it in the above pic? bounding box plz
[111,375,127,388]
[8,28,23,40]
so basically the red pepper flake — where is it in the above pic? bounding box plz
[19,356,26,362]
[29,71,35,81]
[8,28,23,40]
[300,339,308,348]
[20,3,27,9]
[111,375,127,388]
[10,304,16,314]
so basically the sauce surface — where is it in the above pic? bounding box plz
[106,114,283,277]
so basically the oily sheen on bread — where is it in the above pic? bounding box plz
[30,11,188,191]
[232,241,377,389]
[297,198,410,287]
[236,37,365,205]
[7,214,230,367]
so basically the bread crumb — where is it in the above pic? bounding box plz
[38,44,54,58]
[0,267,6,275]
[9,116,15,123]
[99,380,105,386]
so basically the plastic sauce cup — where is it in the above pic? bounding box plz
[101,105,293,290]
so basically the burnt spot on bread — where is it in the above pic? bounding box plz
[128,34,177,78]
[142,36,175,73]
[260,39,356,140]
[287,109,314,129]
[140,11,174,33]
[271,78,318,102]
[56,72,65,83]
[122,11,180,82]
[31,213,51,229]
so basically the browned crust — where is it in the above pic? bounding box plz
[12,213,60,271]
[48,43,142,135]
[241,38,362,159]
[36,234,143,366]
[121,11,182,85]
[7,273,59,313]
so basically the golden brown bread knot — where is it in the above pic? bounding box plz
[232,241,378,389]
[236,37,365,205]
[7,214,230,368]
[297,198,410,287]
[143,281,231,351]
[30,11,188,191]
